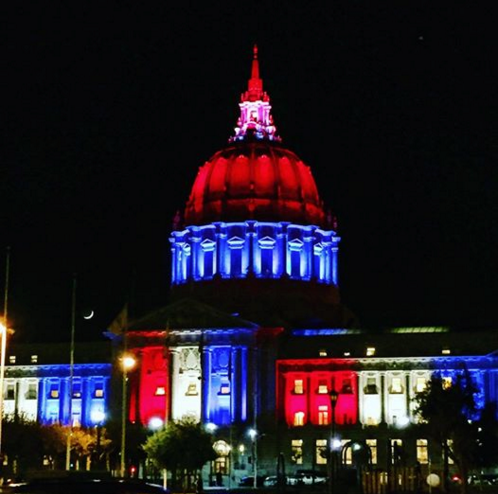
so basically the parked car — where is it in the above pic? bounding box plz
[238,475,266,487]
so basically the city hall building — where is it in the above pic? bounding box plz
[4,47,498,486]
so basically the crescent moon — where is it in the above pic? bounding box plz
[83,310,94,320]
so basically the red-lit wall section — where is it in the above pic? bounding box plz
[277,360,358,427]
[129,346,169,427]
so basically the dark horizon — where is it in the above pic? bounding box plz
[3,3,498,343]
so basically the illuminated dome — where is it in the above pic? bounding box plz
[184,45,327,227]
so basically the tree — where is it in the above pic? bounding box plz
[414,367,494,494]
[142,417,217,492]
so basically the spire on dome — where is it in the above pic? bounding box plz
[230,45,281,143]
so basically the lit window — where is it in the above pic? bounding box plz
[318,405,329,425]
[95,388,104,398]
[50,389,59,399]
[341,439,352,464]
[219,383,230,395]
[72,385,82,398]
[291,439,303,464]
[294,379,304,394]
[366,439,377,464]
[317,380,328,394]
[9,356,15,364]
[186,383,198,396]
[319,349,327,357]
[294,411,305,426]
[446,439,454,464]
[416,439,429,464]
[366,347,375,356]
[343,351,351,357]
[390,377,403,394]
[155,386,166,396]
[31,355,38,363]
[316,439,328,464]
[416,377,426,393]
[442,348,451,355]
[366,416,378,426]
[442,377,452,389]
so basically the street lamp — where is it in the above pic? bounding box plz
[0,322,7,459]
[91,409,106,470]
[329,389,339,494]
[248,428,258,488]
[120,353,136,478]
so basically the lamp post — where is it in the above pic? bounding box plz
[329,389,339,494]
[0,322,7,460]
[120,354,136,478]
[248,428,258,488]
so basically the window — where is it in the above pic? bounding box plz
[391,440,403,464]
[316,439,327,465]
[294,379,304,394]
[95,388,104,398]
[155,386,166,396]
[5,384,15,400]
[26,382,37,400]
[317,380,328,394]
[9,356,15,364]
[341,439,352,465]
[364,377,378,394]
[442,377,452,389]
[186,383,198,396]
[319,349,327,357]
[30,355,38,363]
[366,347,376,356]
[366,439,377,465]
[446,440,454,464]
[318,405,329,425]
[416,439,429,464]
[291,439,303,464]
[442,348,451,355]
[341,378,353,394]
[390,377,403,394]
[293,412,305,426]
[415,377,426,393]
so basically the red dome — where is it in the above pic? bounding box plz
[184,140,326,226]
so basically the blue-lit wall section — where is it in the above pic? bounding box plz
[37,364,111,427]
[203,345,248,426]
[170,221,340,286]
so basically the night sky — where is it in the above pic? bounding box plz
[3,2,498,343]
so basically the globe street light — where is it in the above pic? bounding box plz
[121,353,136,478]
[329,389,339,494]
